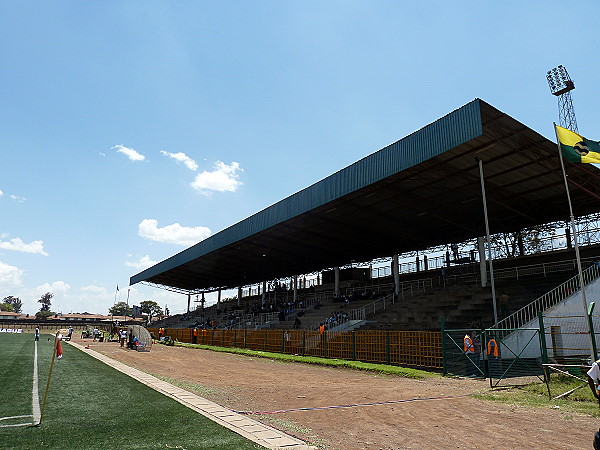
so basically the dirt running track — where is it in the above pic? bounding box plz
[78,338,598,449]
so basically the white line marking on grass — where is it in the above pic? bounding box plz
[0,415,33,428]
[32,340,41,425]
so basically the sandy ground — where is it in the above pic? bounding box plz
[73,337,599,449]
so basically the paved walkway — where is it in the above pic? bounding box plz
[67,341,314,450]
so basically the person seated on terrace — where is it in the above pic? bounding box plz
[293,317,302,329]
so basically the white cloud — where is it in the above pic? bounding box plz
[125,254,158,270]
[0,238,48,256]
[191,161,243,194]
[138,219,211,246]
[81,285,107,294]
[112,144,145,161]
[0,261,24,287]
[160,150,199,171]
[0,190,3,196]
[99,152,106,157]
[35,281,71,294]
[9,194,26,202]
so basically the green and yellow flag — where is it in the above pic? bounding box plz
[555,124,600,163]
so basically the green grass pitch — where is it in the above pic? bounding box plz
[0,332,261,449]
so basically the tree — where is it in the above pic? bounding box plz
[139,300,163,319]
[0,302,14,312]
[38,292,53,312]
[35,310,55,320]
[109,302,133,317]
[3,296,22,314]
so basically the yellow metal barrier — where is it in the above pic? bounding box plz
[149,327,442,368]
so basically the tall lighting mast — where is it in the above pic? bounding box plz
[547,65,595,361]
[546,65,578,132]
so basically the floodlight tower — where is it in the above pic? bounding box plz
[547,65,578,132]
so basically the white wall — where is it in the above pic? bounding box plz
[501,277,600,359]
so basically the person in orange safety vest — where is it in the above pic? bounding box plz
[464,332,477,376]
[487,336,500,376]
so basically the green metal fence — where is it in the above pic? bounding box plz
[441,318,546,387]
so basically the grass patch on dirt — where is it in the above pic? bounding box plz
[175,342,437,379]
[474,374,600,417]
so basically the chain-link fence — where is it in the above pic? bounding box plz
[441,320,545,387]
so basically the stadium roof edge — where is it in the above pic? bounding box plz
[130,99,484,287]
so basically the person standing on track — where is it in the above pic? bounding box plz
[487,336,500,377]
[588,360,600,449]
[587,359,600,402]
[119,329,127,347]
[35,327,40,341]
[464,331,476,377]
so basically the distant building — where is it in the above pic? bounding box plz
[0,311,20,320]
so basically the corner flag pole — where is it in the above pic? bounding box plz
[39,332,58,424]
[554,123,595,362]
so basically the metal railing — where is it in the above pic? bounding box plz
[231,224,600,307]
[370,226,600,279]
[493,263,600,331]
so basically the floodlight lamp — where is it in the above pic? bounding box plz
[547,65,575,96]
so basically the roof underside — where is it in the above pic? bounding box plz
[130,99,600,293]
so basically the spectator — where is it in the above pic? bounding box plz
[119,329,127,348]
[293,317,302,329]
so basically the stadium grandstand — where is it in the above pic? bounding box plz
[130,98,600,354]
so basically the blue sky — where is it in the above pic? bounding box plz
[1,1,599,316]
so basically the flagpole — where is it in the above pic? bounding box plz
[113,284,119,324]
[554,123,595,362]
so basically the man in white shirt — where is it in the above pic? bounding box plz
[587,359,600,401]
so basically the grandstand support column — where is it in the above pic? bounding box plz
[392,254,400,296]
[237,287,242,307]
[187,293,191,314]
[293,275,298,303]
[478,237,487,287]
[334,266,340,296]
[217,289,221,310]
[477,157,499,328]
[262,281,266,302]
